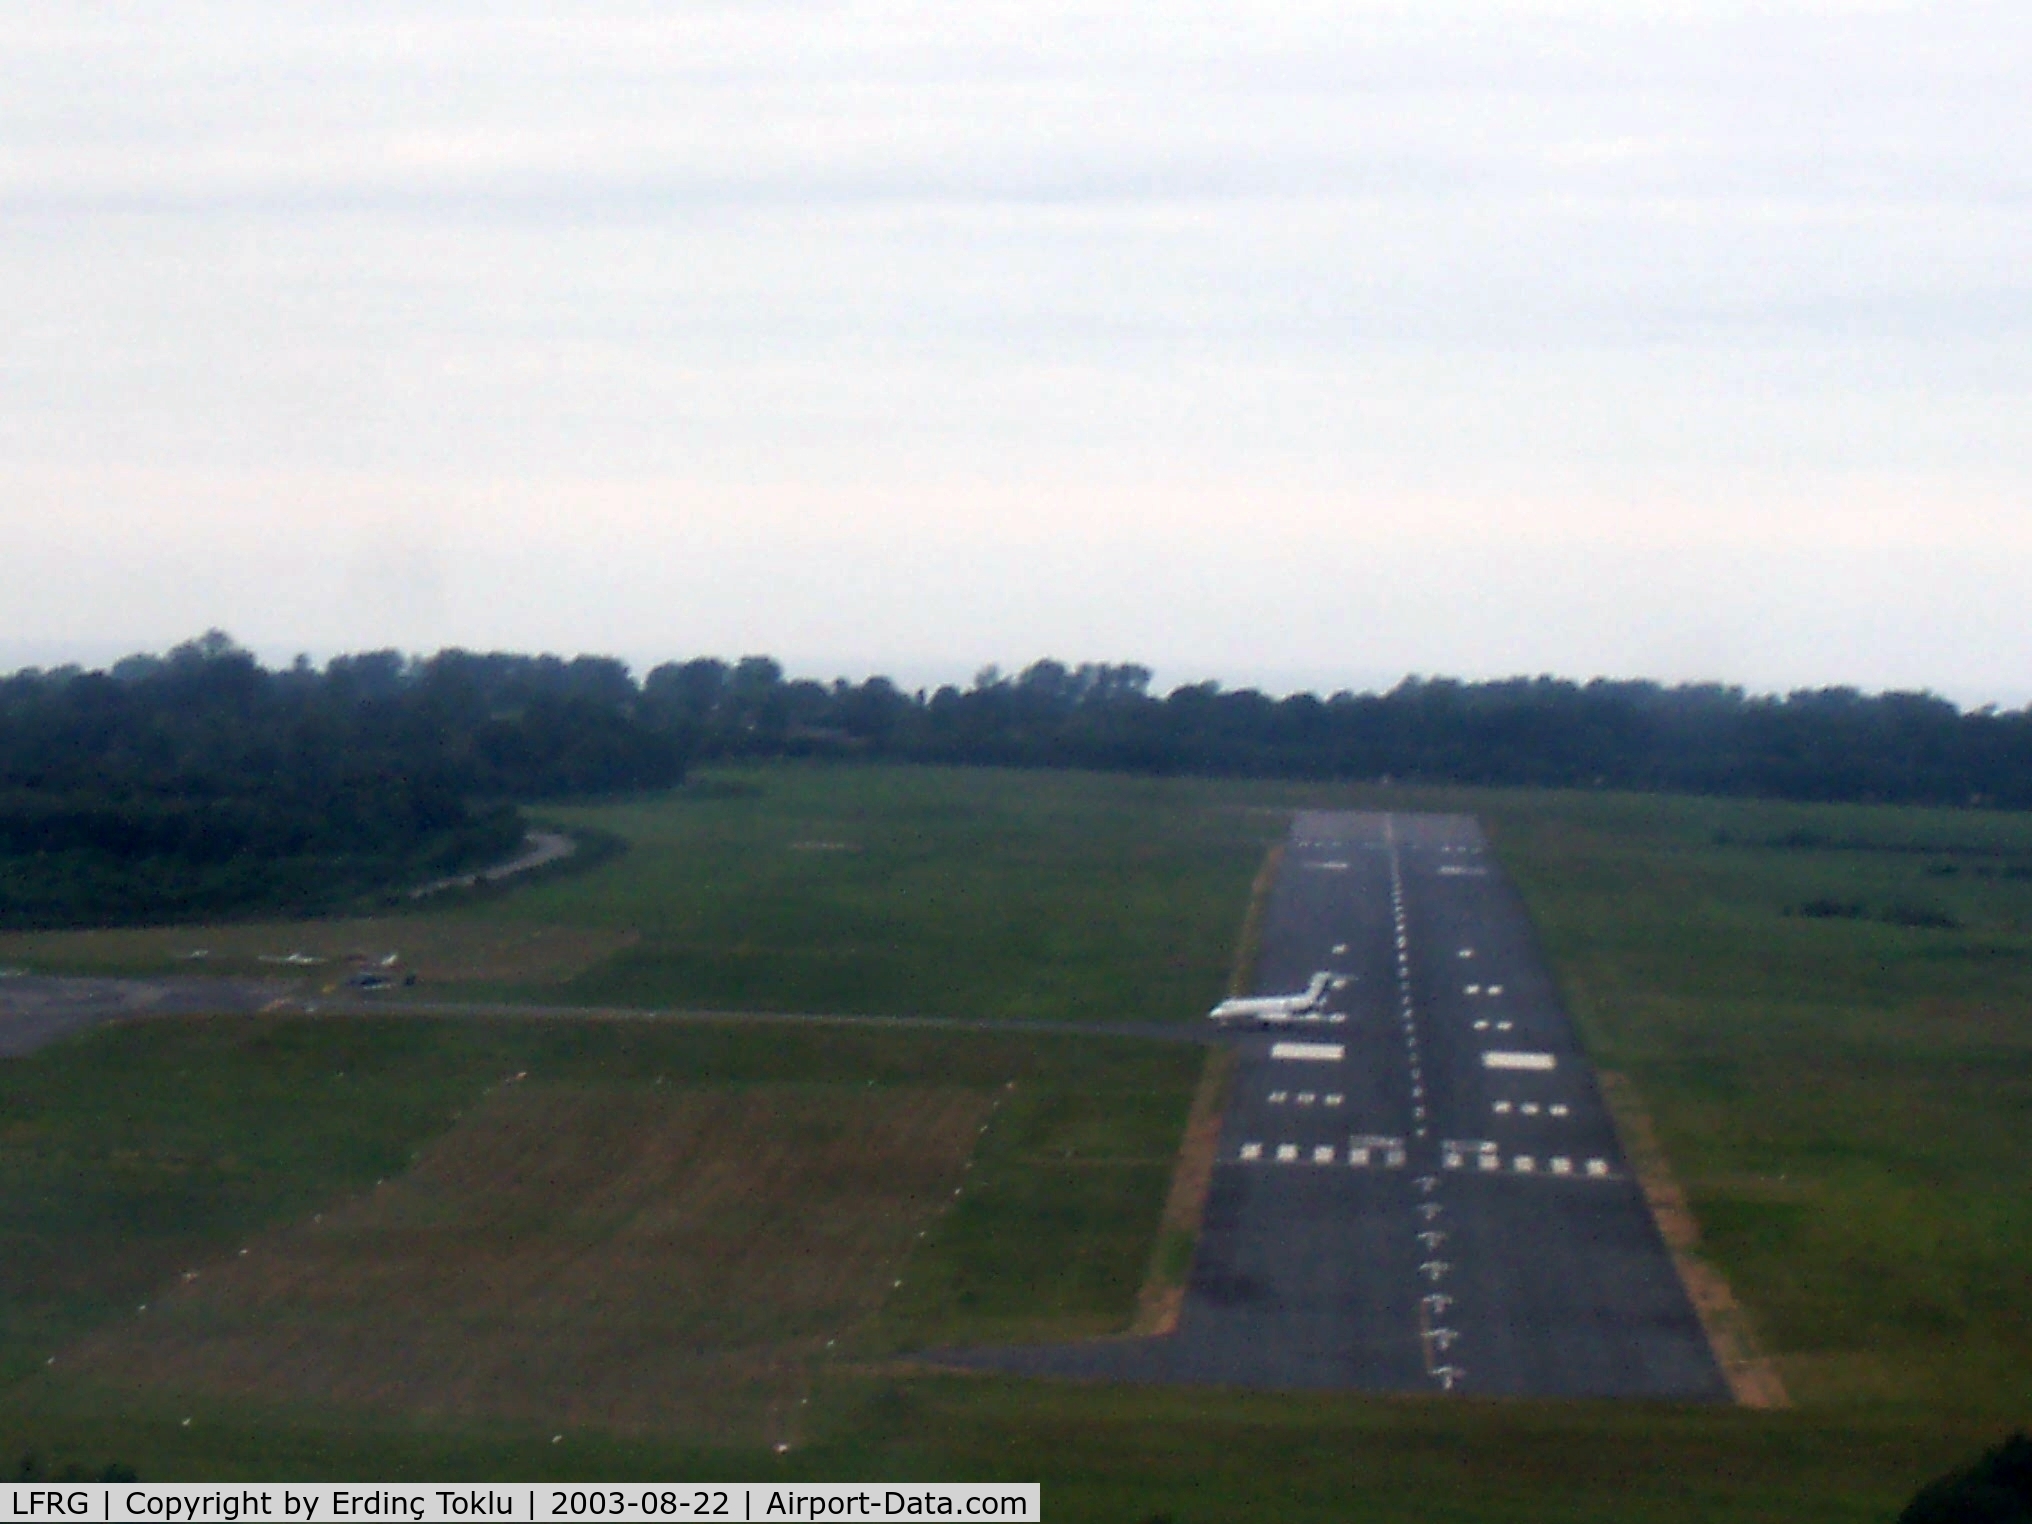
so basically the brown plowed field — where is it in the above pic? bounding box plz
[67,1082,991,1443]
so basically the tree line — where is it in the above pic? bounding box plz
[642,653,2032,808]
[0,633,677,926]
[4,633,2030,926]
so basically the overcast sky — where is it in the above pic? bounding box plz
[3,1,2027,701]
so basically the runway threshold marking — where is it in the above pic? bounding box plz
[1271,1041,1344,1061]
[1233,1133,1406,1168]
[1483,1051,1557,1071]
[1432,1144,1616,1179]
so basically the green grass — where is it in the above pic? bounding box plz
[4,765,2030,1519]
[0,768,1270,1021]
[498,767,1272,1021]
[0,1015,1197,1389]
[1461,788,2032,1414]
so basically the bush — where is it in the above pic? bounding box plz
[1899,1433,2032,1523]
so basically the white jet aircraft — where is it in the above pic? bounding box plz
[1207,971,1334,1026]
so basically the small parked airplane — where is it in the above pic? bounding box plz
[1207,971,1334,1025]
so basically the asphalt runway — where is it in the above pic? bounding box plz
[940,810,1729,1399]
[0,974,285,1056]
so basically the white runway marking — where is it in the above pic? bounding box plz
[1551,1157,1573,1175]
[1495,1020,1514,1032]
[1550,1103,1570,1117]
[1484,1051,1557,1071]
[1353,1135,1407,1168]
[1297,1092,1316,1105]
[1331,943,1348,955]
[1492,1100,1512,1114]
[1478,1152,1500,1171]
[1488,984,1505,995]
[1473,1019,1490,1031]
[1272,1041,1344,1062]
[1267,1090,1289,1104]
[1459,948,1474,958]
[1465,984,1482,995]
[1513,1155,1537,1173]
[1442,1140,1497,1168]
[1521,1102,1541,1116]
[1221,1137,1411,1170]
[1586,1158,1610,1177]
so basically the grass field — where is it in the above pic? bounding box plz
[65,1080,995,1444]
[0,1011,1202,1473]
[1465,789,2032,1417]
[0,768,1269,1021]
[2,765,2027,1520]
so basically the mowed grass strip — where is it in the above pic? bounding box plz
[870,1057,1207,1352]
[1,1011,1200,1461]
[63,1083,991,1444]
